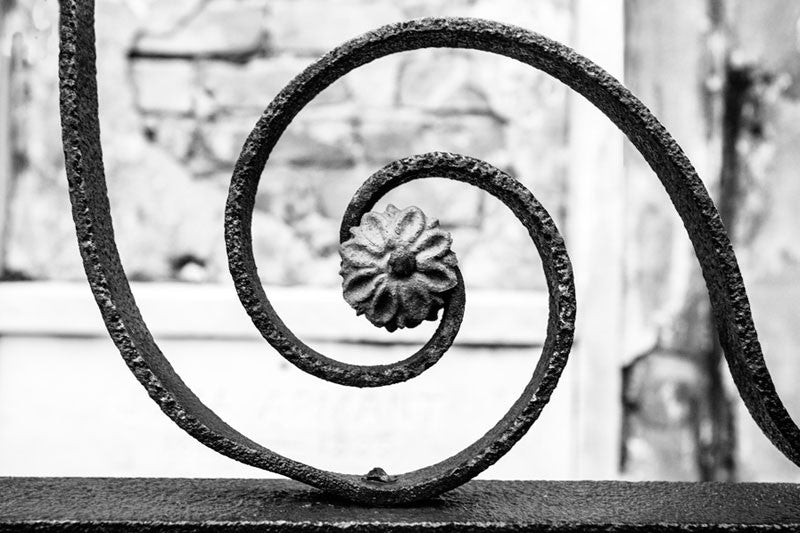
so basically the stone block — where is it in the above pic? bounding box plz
[410,114,505,161]
[203,114,356,168]
[343,54,402,108]
[396,0,478,19]
[200,166,346,286]
[5,168,85,280]
[398,49,490,113]
[10,136,229,283]
[389,1,570,121]
[134,0,267,57]
[371,177,484,229]
[142,116,197,161]
[253,164,361,223]
[471,56,567,123]
[360,111,505,165]
[398,47,566,123]
[272,119,358,168]
[266,159,483,230]
[105,145,223,281]
[503,120,569,199]
[250,211,318,286]
[469,0,572,44]
[358,110,425,166]
[201,57,349,111]
[357,111,503,229]
[267,0,404,52]
[393,2,569,122]
[131,59,197,114]
[198,113,253,165]
[450,204,549,291]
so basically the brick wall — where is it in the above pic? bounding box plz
[4,0,573,288]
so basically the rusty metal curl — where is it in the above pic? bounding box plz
[59,0,800,505]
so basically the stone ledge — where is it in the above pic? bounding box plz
[1,478,799,531]
[0,282,548,346]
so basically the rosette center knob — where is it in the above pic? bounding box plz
[387,249,416,278]
[339,204,458,332]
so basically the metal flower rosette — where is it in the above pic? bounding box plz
[59,0,800,505]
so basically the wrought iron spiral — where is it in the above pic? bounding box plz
[59,0,800,505]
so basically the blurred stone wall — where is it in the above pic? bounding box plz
[620,0,800,483]
[2,0,573,287]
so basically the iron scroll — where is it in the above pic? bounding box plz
[59,0,800,505]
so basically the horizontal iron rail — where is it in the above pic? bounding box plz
[1,478,799,532]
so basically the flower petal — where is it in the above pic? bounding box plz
[427,295,445,320]
[439,251,458,267]
[393,206,426,245]
[358,212,388,249]
[347,227,384,255]
[411,229,453,263]
[399,281,433,322]
[367,280,399,326]
[342,268,385,306]
[417,250,457,273]
[340,240,386,268]
[414,262,457,292]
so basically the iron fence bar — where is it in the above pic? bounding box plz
[2,478,800,532]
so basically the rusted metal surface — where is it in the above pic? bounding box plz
[59,0,800,505]
[3,478,800,532]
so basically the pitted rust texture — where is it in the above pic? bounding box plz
[60,0,800,505]
[3,478,800,531]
